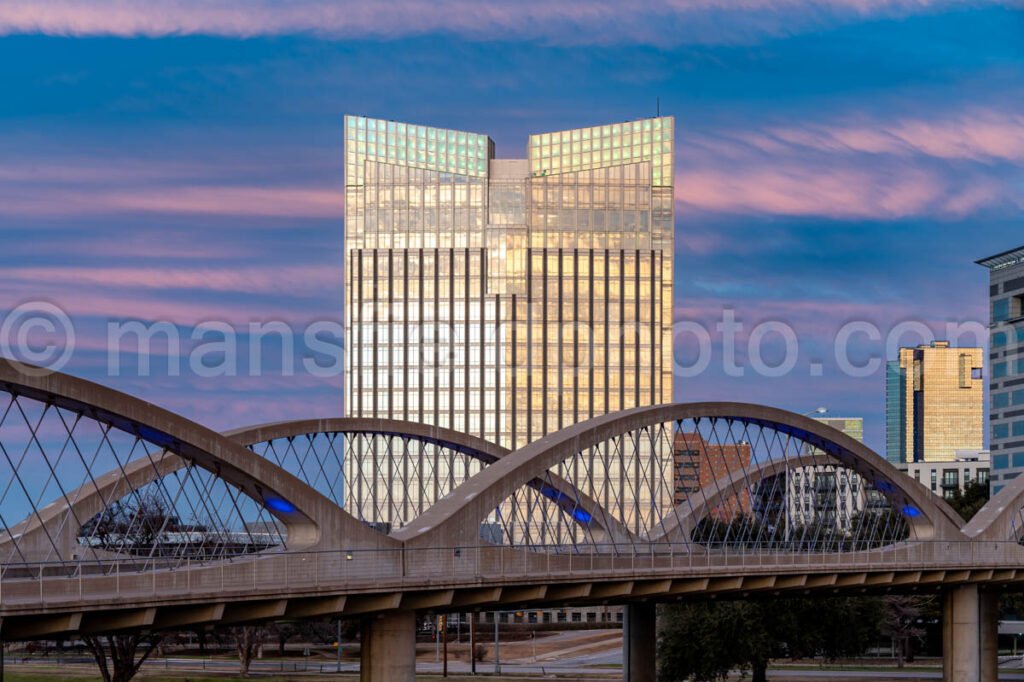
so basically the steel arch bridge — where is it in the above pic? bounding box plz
[0,359,1020,681]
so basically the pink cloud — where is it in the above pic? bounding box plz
[0,0,998,43]
[761,109,1024,162]
[84,380,343,433]
[0,282,333,324]
[0,185,343,219]
[674,297,988,346]
[677,164,950,218]
[0,149,344,220]
[17,233,318,265]
[678,107,1023,218]
[676,298,925,323]
[0,264,340,296]
[105,185,343,218]
[0,238,269,261]
[680,231,729,256]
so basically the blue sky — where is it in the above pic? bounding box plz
[0,1,1021,453]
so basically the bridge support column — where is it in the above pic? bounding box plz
[623,603,657,682]
[360,611,416,682]
[980,590,999,682]
[943,585,998,682]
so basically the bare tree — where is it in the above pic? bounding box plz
[266,619,342,656]
[881,596,929,668]
[233,625,267,677]
[82,634,163,682]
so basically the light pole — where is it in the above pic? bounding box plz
[803,407,828,417]
[336,620,342,673]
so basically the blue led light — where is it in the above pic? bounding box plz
[901,505,921,518]
[137,425,175,448]
[265,497,296,514]
[572,509,593,524]
[875,480,894,493]
[540,484,573,504]
[539,484,590,524]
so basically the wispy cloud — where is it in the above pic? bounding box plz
[750,109,1024,163]
[0,284,330,324]
[0,264,339,296]
[0,142,343,221]
[0,0,1001,44]
[678,107,1024,218]
[677,164,1010,218]
[0,184,343,219]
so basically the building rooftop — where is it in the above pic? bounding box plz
[976,245,1024,270]
[344,114,674,185]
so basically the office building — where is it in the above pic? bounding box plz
[776,417,873,534]
[885,341,985,463]
[885,362,906,465]
[344,115,675,527]
[815,416,864,443]
[673,432,752,519]
[901,450,990,499]
[674,417,873,534]
[977,246,1024,494]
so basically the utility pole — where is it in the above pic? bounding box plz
[623,604,631,680]
[494,611,501,674]
[442,614,448,678]
[470,614,477,675]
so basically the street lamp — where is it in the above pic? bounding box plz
[789,407,826,546]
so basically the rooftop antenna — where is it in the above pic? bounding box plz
[656,96,660,117]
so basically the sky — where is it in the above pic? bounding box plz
[0,0,1022,455]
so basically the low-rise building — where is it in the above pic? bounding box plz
[900,450,990,499]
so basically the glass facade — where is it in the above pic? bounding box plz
[885,361,906,464]
[344,117,490,190]
[344,114,675,451]
[885,342,984,463]
[528,118,674,187]
[979,245,1024,488]
[343,115,675,534]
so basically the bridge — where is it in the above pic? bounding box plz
[0,359,1021,682]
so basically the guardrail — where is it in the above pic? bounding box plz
[1,540,1020,608]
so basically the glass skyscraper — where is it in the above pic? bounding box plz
[885,361,907,464]
[977,245,1024,494]
[884,341,984,464]
[344,115,675,454]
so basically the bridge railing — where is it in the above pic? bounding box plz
[0,541,1018,609]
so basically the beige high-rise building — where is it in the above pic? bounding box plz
[886,341,984,463]
[343,115,675,528]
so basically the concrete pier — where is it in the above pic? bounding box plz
[360,611,416,682]
[623,603,657,682]
[943,585,998,682]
